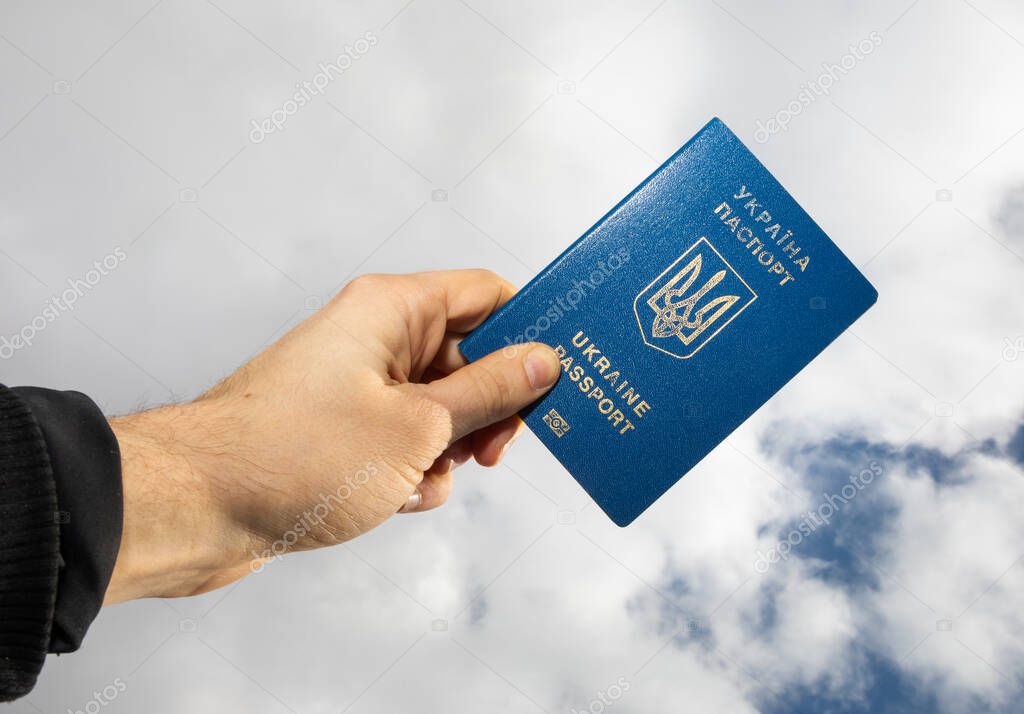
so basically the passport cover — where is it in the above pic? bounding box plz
[459,117,877,526]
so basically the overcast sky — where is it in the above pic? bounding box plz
[2,1,1023,712]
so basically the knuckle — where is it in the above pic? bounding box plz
[402,392,454,446]
[474,267,501,283]
[475,268,514,294]
[401,389,450,428]
[412,394,450,425]
[342,273,390,295]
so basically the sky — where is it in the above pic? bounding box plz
[1,1,1023,712]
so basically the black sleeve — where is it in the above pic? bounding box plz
[0,384,122,702]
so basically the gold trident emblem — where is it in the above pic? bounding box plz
[649,254,740,344]
[634,237,758,359]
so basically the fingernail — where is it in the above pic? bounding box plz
[524,347,559,390]
[399,490,422,513]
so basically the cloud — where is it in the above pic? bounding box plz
[4,1,1024,712]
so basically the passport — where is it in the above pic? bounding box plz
[459,117,877,526]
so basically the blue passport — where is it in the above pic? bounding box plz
[459,118,877,526]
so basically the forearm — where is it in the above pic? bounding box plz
[104,404,252,603]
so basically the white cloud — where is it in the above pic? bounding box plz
[4,1,1024,712]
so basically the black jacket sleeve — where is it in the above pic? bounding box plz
[0,384,122,702]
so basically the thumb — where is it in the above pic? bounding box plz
[423,343,560,441]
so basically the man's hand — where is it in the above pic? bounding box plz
[104,270,560,603]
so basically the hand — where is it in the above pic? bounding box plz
[104,270,560,603]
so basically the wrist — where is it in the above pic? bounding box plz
[104,403,251,603]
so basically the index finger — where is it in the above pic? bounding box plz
[413,269,518,334]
